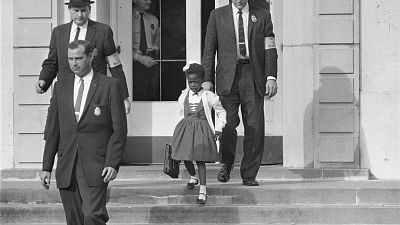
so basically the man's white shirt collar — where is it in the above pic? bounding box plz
[133,8,147,18]
[74,69,93,85]
[232,2,249,15]
[70,20,89,42]
[71,20,88,33]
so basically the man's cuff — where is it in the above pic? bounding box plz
[267,76,276,80]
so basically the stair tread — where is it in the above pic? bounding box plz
[3,202,400,208]
[2,179,400,189]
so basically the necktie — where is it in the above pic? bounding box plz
[74,27,81,41]
[74,78,84,121]
[238,10,246,57]
[139,13,147,54]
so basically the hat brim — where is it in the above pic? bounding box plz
[65,1,95,6]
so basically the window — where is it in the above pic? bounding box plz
[132,0,186,101]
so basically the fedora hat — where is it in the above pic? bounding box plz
[65,0,95,7]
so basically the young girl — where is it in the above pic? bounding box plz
[171,63,226,204]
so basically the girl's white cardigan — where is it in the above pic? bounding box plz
[178,89,227,133]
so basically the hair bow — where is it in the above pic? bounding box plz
[182,60,198,72]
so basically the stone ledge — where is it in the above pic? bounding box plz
[1,165,370,181]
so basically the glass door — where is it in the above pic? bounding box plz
[113,0,211,164]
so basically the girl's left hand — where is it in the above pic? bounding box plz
[215,131,223,141]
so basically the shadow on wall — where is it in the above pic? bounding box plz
[305,66,364,171]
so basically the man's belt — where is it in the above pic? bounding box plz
[237,58,250,64]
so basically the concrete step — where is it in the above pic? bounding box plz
[1,224,398,225]
[1,165,370,181]
[2,180,400,206]
[1,203,400,224]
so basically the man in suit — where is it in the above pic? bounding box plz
[36,0,131,114]
[132,0,160,100]
[202,0,278,186]
[39,40,127,225]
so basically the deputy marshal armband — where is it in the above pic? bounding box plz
[106,52,121,68]
[264,37,276,49]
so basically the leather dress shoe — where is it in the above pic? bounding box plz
[242,180,260,186]
[217,164,234,183]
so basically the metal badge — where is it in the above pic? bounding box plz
[251,15,257,22]
[94,106,101,116]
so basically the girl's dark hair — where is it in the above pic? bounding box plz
[185,63,205,80]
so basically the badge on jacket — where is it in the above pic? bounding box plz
[251,15,257,23]
[94,106,101,116]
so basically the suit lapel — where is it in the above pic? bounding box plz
[225,4,237,46]
[61,22,73,57]
[85,20,97,43]
[79,73,100,122]
[65,77,77,123]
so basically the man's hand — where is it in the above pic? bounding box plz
[102,167,117,183]
[137,55,158,68]
[40,171,51,190]
[202,81,213,91]
[265,79,277,99]
[214,131,223,141]
[124,98,131,114]
[35,80,46,94]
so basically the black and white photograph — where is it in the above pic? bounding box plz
[0,0,399,224]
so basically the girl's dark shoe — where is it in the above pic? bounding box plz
[186,178,199,189]
[196,193,207,204]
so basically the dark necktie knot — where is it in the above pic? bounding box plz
[238,10,243,15]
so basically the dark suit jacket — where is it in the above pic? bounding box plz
[42,73,127,188]
[39,20,129,98]
[202,3,278,96]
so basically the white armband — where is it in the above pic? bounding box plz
[106,52,121,68]
[264,37,276,49]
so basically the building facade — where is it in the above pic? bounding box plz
[0,0,399,179]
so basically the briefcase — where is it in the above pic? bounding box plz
[163,144,180,178]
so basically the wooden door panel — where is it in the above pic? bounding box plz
[314,0,360,168]
[13,0,58,168]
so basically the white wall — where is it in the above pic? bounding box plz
[360,0,400,179]
[282,0,315,168]
[0,0,14,169]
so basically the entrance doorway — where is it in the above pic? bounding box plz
[112,0,283,165]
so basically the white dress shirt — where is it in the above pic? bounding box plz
[69,21,88,43]
[74,70,93,121]
[232,3,250,59]
[232,3,276,80]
